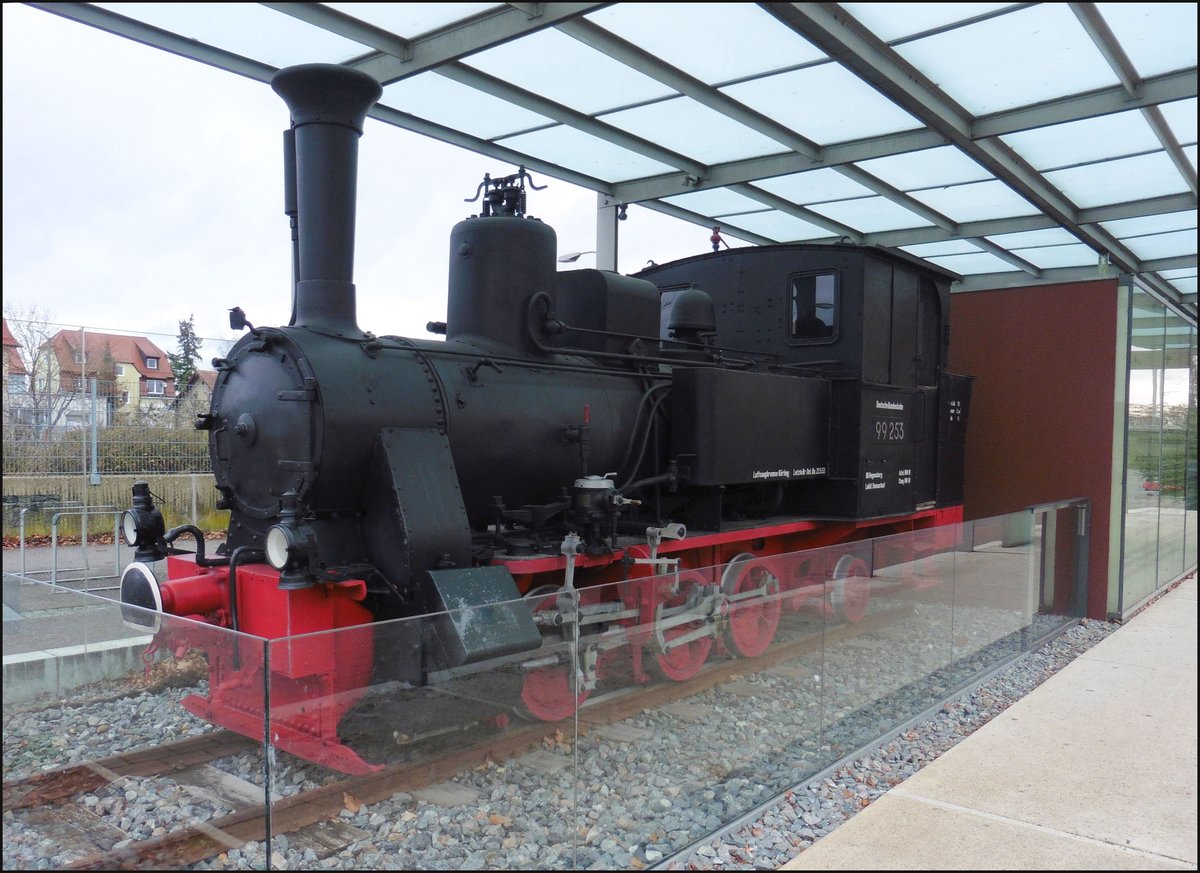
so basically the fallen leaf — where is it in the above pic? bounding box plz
[489,813,512,826]
[343,792,362,814]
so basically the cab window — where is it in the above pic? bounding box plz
[790,272,838,342]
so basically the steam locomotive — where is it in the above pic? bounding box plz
[119,64,971,774]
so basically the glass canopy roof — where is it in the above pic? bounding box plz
[32,2,1199,314]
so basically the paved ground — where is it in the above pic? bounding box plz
[3,542,153,656]
[781,575,1198,870]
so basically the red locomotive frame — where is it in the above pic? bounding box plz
[150,506,960,774]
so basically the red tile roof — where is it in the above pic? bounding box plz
[5,349,25,376]
[3,319,27,375]
[178,369,217,399]
[47,330,174,380]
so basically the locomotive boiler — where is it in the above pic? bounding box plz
[119,64,971,774]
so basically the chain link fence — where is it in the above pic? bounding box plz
[3,422,209,476]
[2,318,235,541]
[4,376,210,474]
[4,375,225,539]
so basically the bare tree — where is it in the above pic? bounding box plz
[2,302,78,435]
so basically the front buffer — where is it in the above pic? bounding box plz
[122,554,379,774]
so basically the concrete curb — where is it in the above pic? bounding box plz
[3,635,154,704]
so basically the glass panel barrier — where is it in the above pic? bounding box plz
[950,515,1030,674]
[6,506,1090,868]
[572,561,829,867]
[821,530,955,759]
[1124,289,1165,607]
[571,507,1088,865]
[1157,310,1191,587]
[2,580,271,870]
[264,591,581,870]
[1185,326,1198,575]
[1042,504,1089,627]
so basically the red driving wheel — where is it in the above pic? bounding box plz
[831,555,871,624]
[647,570,713,681]
[519,587,589,721]
[721,555,782,658]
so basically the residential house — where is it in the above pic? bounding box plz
[2,318,33,424]
[175,369,217,422]
[39,330,176,425]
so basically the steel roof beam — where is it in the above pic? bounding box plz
[1069,3,1142,98]
[556,17,965,245]
[761,2,1176,284]
[436,63,708,178]
[725,185,866,243]
[972,67,1196,138]
[30,2,277,83]
[263,3,416,61]
[954,266,1192,314]
[556,17,822,162]
[833,166,958,232]
[1142,255,1200,273]
[1070,3,1199,200]
[1077,192,1198,225]
[340,3,609,85]
[367,103,612,194]
[639,201,777,248]
[1140,105,1200,199]
[964,239,1043,277]
[953,266,1121,291]
[613,67,1199,203]
[798,193,1196,249]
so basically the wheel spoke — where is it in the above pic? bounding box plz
[649,571,713,682]
[722,556,781,658]
[519,587,588,721]
[831,556,871,624]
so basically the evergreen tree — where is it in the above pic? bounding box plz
[95,343,120,398]
[169,314,202,392]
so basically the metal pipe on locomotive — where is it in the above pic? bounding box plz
[119,64,971,774]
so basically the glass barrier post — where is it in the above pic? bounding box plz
[1072,502,1090,617]
[263,641,273,871]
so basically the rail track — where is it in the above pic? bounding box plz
[4,606,905,870]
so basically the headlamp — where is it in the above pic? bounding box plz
[121,510,139,547]
[270,491,318,589]
[265,524,292,569]
[124,481,167,562]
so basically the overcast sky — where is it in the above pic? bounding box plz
[2,4,721,366]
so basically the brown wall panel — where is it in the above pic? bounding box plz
[949,279,1119,619]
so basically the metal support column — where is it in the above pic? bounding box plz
[596,191,619,272]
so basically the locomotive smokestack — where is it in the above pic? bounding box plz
[271,64,382,336]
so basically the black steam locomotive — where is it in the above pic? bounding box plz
[119,64,970,774]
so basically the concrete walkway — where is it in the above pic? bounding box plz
[781,576,1197,870]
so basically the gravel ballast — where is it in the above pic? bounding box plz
[3,601,1128,870]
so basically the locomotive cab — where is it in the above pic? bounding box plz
[637,246,972,523]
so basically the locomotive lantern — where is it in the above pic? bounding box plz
[120,64,971,774]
